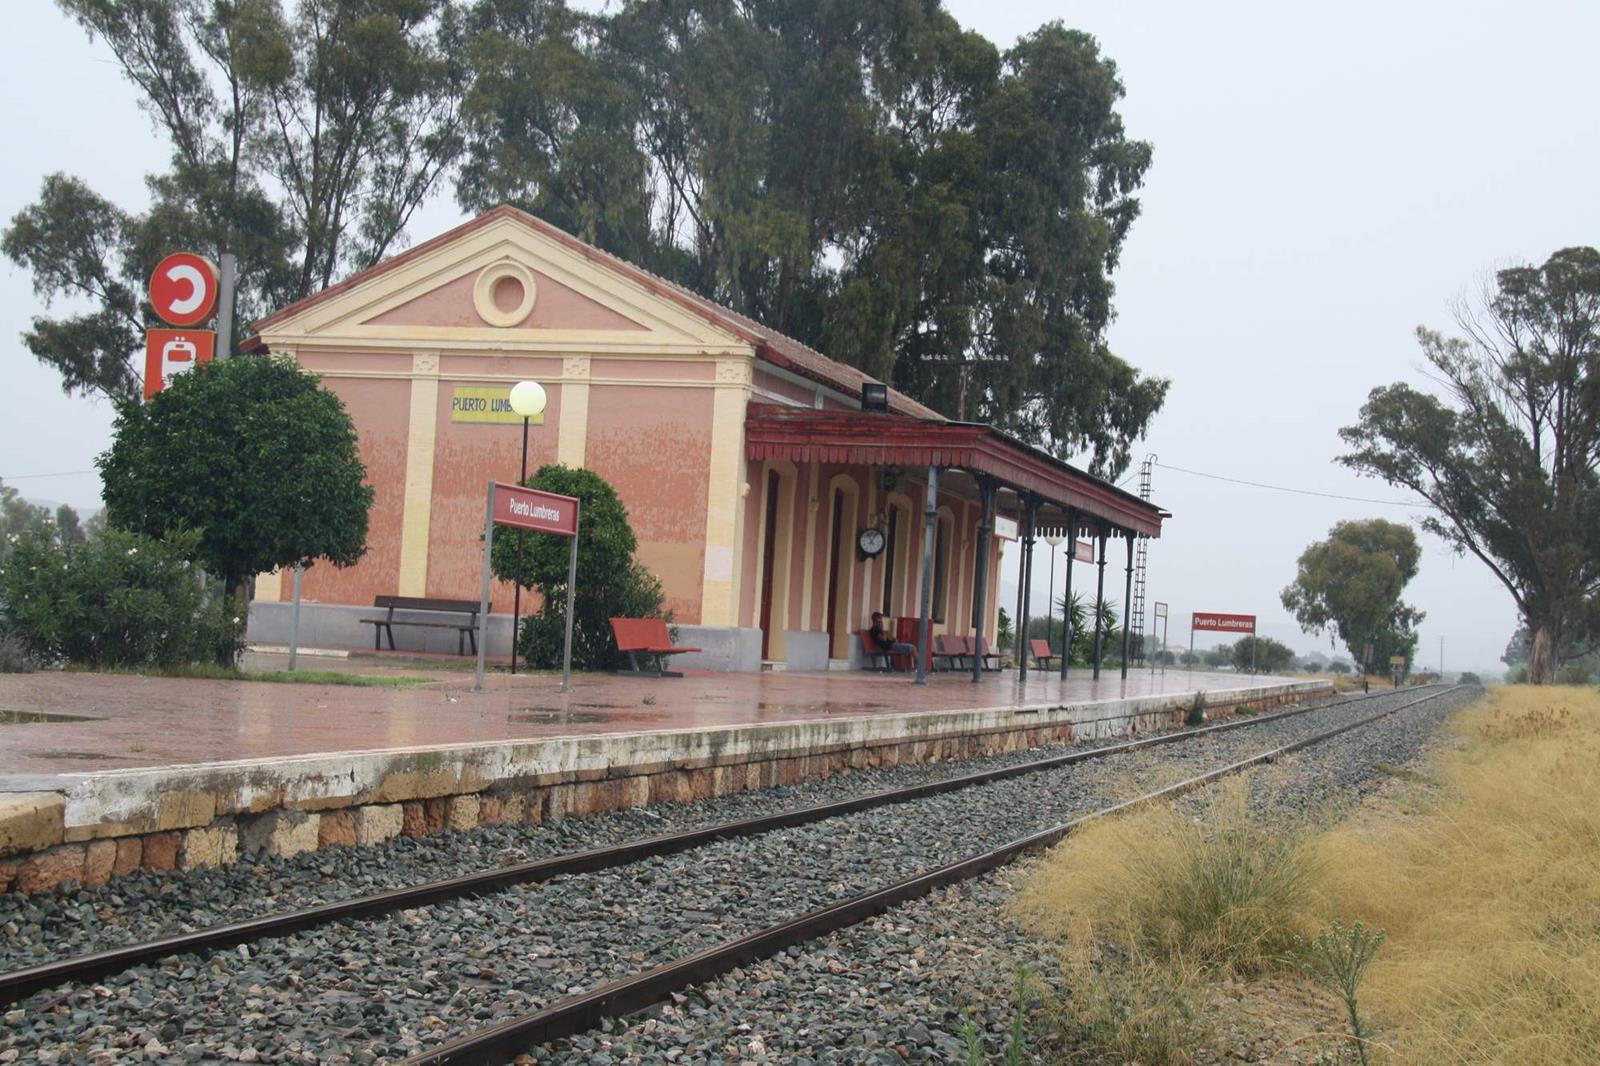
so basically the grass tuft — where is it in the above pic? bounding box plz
[1014,780,1320,978]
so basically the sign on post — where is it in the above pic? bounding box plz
[1189,612,1258,671]
[145,252,220,400]
[150,253,220,326]
[992,515,1019,541]
[1074,539,1094,563]
[474,481,582,692]
[143,329,216,400]
[1192,612,1256,634]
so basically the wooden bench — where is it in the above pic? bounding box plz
[1029,638,1062,670]
[610,617,701,677]
[360,596,483,655]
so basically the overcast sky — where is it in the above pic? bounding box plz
[4,1,1596,674]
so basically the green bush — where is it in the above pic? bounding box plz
[492,465,668,671]
[0,527,242,668]
[1505,662,1529,684]
[1186,691,1207,726]
[1458,671,1482,685]
[1556,664,1594,685]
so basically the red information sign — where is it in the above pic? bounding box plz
[1193,612,1256,634]
[143,328,216,400]
[491,482,579,536]
[149,252,220,327]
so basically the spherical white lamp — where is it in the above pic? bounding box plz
[509,379,547,418]
[1044,534,1064,548]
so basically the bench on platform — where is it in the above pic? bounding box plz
[1029,638,1062,670]
[964,634,1004,671]
[932,633,967,671]
[360,595,482,655]
[610,617,701,677]
[858,630,896,672]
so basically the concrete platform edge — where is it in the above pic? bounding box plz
[0,678,1328,892]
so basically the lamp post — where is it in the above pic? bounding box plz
[507,380,547,674]
[1043,534,1063,654]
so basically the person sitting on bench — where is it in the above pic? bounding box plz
[867,612,917,668]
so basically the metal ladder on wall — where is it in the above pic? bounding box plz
[1129,455,1155,664]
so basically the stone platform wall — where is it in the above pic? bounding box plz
[0,681,1322,893]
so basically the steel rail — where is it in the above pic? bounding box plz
[0,683,1391,1006]
[405,684,1465,1066]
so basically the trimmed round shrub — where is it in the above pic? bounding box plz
[491,465,668,671]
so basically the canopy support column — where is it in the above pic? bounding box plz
[1059,509,1077,679]
[1092,524,1110,680]
[1017,495,1037,682]
[1120,530,1136,680]
[970,477,996,683]
[915,465,939,685]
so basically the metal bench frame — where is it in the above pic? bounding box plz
[610,617,700,678]
[360,595,483,656]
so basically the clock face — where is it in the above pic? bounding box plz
[858,527,886,558]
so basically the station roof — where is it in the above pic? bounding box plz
[249,205,940,419]
[745,405,1166,538]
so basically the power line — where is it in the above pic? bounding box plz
[0,469,99,480]
[1154,461,1428,508]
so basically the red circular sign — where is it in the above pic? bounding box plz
[149,252,219,327]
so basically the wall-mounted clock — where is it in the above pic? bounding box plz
[858,526,886,559]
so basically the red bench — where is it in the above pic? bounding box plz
[610,617,701,677]
[932,633,967,671]
[1029,638,1061,670]
[960,634,1004,671]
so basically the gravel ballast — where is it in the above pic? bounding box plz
[533,686,1478,1065]
[0,687,1463,1064]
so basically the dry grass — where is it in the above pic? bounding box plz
[1015,781,1321,977]
[1311,685,1600,1065]
[1014,685,1600,1065]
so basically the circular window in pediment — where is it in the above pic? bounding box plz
[473,260,538,327]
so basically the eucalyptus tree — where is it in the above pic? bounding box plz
[457,2,1166,477]
[1341,248,1600,684]
[1281,519,1424,674]
[4,0,465,400]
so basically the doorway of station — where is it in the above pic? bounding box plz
[758,469,780,661]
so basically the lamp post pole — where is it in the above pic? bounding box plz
[511,414,530,675]
[507,380,548,676]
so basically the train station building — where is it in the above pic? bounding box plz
[245,205,1167,671]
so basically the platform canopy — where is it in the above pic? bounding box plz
[744,404,1167,538]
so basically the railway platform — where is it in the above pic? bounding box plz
[0,661,1328,892]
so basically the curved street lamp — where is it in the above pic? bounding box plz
[508,380,547,674]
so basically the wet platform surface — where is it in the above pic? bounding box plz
[0,658,1288,781]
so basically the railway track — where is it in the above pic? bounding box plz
[407,684,1464,1065]
[0,684,1466,1064]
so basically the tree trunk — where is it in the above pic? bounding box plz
[1528,624,1556,685]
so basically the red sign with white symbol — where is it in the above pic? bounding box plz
[491,482,579,536]
[1192,612,1256,634]
[143,329,216,400]
[149,252,219,327]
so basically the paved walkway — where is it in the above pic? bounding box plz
[0,661,1285,779]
